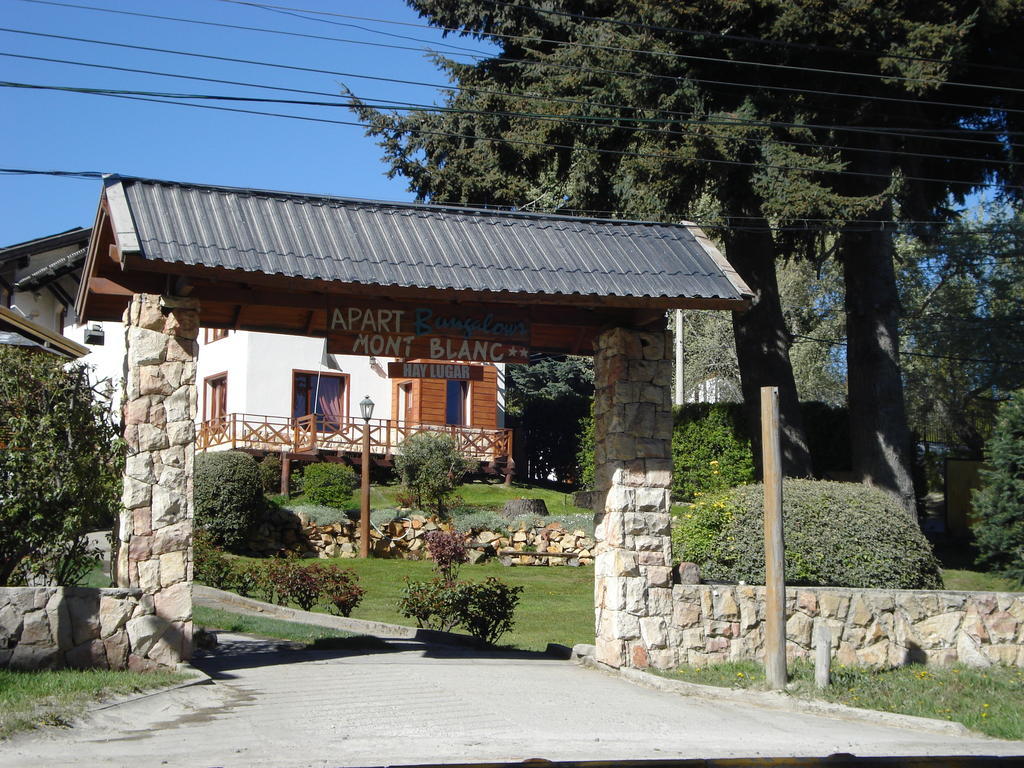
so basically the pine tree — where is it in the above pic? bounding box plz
[973,390,1024,584]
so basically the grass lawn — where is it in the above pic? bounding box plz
[224,556,595,652]
[941,569,1022,593]
[192,605,390,651]
[0,668,190,740]
[276,479,588,518]
[656,660,1024,740]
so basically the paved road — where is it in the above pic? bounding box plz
[2,633,1022,768]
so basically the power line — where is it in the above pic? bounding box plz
[474,0,1024,78]
[4,29,1020,154]
[4,74,1020,172]
[17,80,1023,192]
[219,0,1024,98]
[6,6,1024,121]
[792,334,1024,366]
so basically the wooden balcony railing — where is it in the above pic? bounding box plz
[196,412,513,463]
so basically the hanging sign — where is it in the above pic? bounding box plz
[326,300,531,363]
[387,362,485,380]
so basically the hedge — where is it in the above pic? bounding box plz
[672,479,943,589]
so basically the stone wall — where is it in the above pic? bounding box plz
[0,587,176,670]
[592,326,675,669]
[663,584,1024,670]
[246,507,596,565]
[117,294,198,664]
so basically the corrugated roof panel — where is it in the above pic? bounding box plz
[119,177,749,302]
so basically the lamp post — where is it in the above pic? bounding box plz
[358,395,374,558]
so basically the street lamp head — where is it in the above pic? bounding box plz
[359,394,374,421]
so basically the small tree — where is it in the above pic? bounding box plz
[973,391,1024,583]
[394,432,473,517]
[194,450,263,550]
[0,347,123,585]
[300,462,358,507]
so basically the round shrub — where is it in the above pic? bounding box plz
[194,450,264,550]
[258,454,282,494]
[300,462,358,507]
[672,480,942,589]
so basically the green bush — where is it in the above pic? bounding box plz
[973,391,1024,583]
[399,577,465,632]
[458,577,523,645]
[394,432,474,516]
[672,404,756,501]
[575,406,596,489]
[300,462,358,508]
[194,451,264,551]
[312,564,365,617]
[193,531,236,590]
[671,480,942,589]
[258,454,282,494]
[0,347,123,585]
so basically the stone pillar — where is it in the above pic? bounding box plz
[593,326,675,669]
[117,294,199,666]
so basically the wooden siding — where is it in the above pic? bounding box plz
[391,362,499,428]
[470,365,498,429]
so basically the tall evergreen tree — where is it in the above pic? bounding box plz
[972,390,1024,583]
[352,0,1023,504]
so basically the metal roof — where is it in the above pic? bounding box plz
[0,227,91,264]
[14,247,87,291]
[108,177,751,303]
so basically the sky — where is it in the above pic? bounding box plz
[1,0,496,246]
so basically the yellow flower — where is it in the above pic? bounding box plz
[710,460,720,467]
[737,672,745,678]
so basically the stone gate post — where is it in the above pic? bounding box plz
[117,293,199,666]
[593,326,674,669]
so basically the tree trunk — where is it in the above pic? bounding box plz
[503,498,549,517]
[841,223,916,516]
[723,224,813,479]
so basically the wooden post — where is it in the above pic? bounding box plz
[814,620,832,689]
[761,386,787,690]
[359,419,371,558]
[279,449,290,498]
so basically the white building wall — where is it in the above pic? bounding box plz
[197,331,397,422]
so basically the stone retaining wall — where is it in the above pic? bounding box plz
[660,584,1024,670]
[247,507,596,565]
[0,586,184,671]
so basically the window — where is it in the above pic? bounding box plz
[293,371,348,428]
[445,379,470,426]
[204,373,228,422]
[204,328,229,344]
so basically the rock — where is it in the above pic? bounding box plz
[65,592,101,647]
[913,611,963,649]
[956,630,992,668]
[671,564,702,589]
[20,609,52,645]
[126,614,170,657]
[66,639,108,670]
[103,630,131,670]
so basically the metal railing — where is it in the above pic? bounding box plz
[197,412,512,462]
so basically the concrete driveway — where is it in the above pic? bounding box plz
[1,633,1022,768]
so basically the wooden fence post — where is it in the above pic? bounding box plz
[761,386,787,690]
